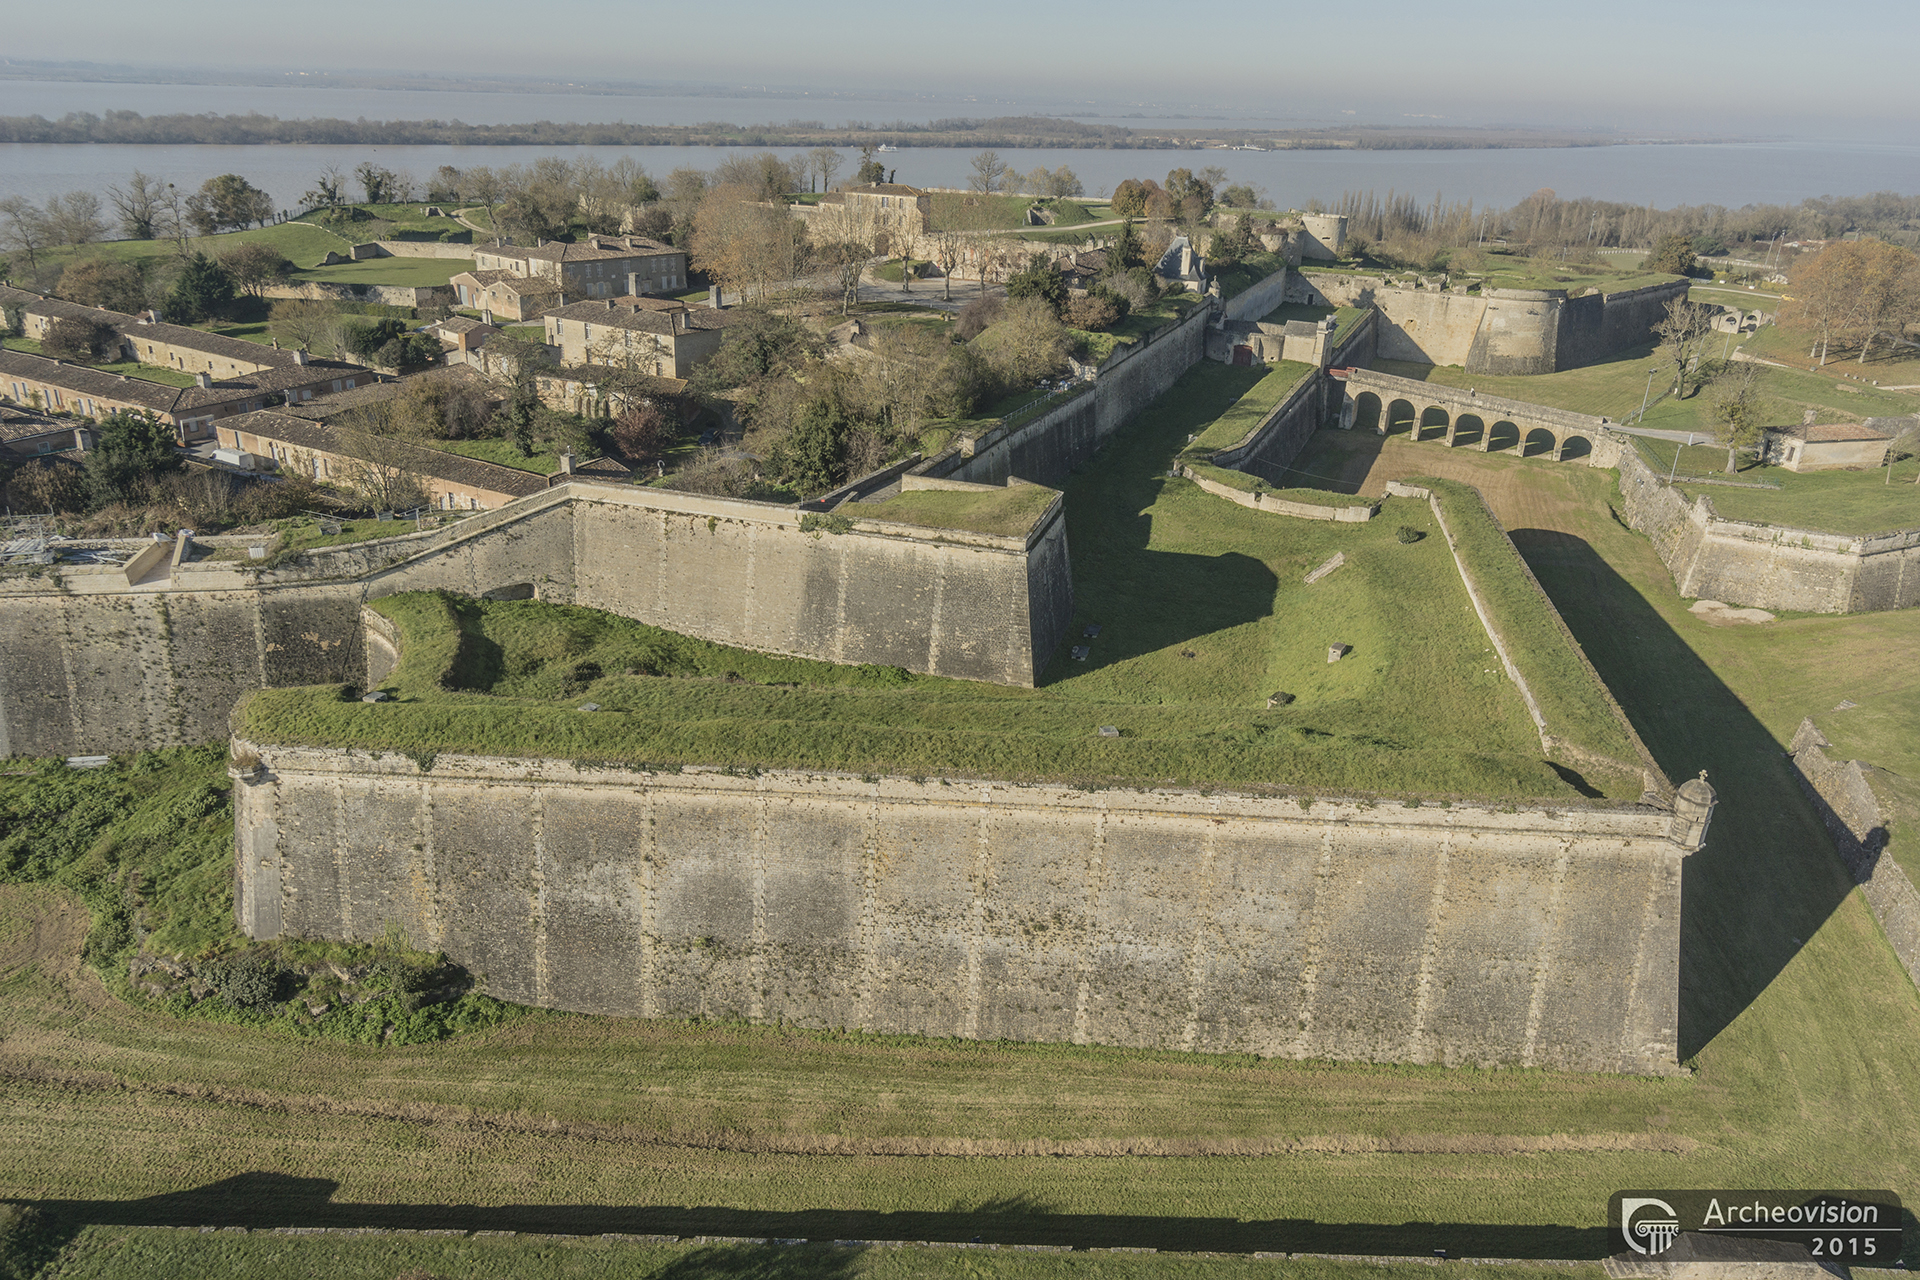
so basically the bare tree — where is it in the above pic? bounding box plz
[692,185,805,303]
[0,197,50,272]
[1653,297,1715,399]
[809,147,843,194]
[331,404,433,512]
[108,171,169,240]
[969,151,1009,196]
[1708,360,1766,473]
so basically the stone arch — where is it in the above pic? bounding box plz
[1522,426,1556,457]
[1386,398,1417,435]
[1450,413,1484,448]
[1558,434,1592,461]
[1351,392,1382,433]
[1486,420,1521,453]
[1416,406,1449,441]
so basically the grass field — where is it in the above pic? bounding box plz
[425,436,569,476]
[854,482,1059,535]
[292,256,473,287]
[1737,319,1920,387]
[1674,454,1920,535]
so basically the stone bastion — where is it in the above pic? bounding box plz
[231,744,1702,1075]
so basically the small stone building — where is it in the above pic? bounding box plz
[1765,418,1903,472]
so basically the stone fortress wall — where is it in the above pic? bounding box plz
[1292,271,1689,377]
[233,743,1694,1075]
[0,481,1071,758]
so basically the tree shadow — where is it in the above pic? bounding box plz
[1507,528,1858,1059]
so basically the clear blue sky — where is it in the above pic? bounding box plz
[7,0,1915,139]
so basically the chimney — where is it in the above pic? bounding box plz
[291,348,309,366]
[606,298,615,310]
[482,308,495,326]
[195,371,212,389]
[628,271,641,296]
[72,426,90,452]
[559,449,576,475]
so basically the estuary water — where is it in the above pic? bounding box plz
[1,80,1916,214]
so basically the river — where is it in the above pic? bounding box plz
[1,80,1916,213]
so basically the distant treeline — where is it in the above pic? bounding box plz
[0,109,1635,152]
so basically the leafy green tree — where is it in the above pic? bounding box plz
[767,398,848,495]
[854,145,886,186]
[1004,255,1066,314]
[58,258,147,313]
[340,317,409,360]
[42,316,119,364]
[164,252,236,322]
[185,174,274,235]
[219,242,292,298]
[1108,218,1145,271]
[84,409,180,507]
[1647,233,1697,277]
[688,308,824,396]
[1709,362,1766,473]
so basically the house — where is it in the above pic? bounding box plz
[1764,418,1903,472]
[1054,247,1111,291]
[469,236,689,301]
[542,297,735,378]
[449,270,562,322]
[423,315,502,366]
[0,404,89,458]
[0,347,376,444]
[212,409,549,512]
[807,183,931,256]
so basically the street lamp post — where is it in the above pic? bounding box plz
[1638,366,1657,424]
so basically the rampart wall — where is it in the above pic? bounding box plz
[1294,272,1688,375]
[1615,451,1920,614]
[0,482,1071,758]
[1789,719,1920,990]
[233,744,1691,1075]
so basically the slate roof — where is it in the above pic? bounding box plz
[0,349,184,413]
[220,409,548,498]
[0,405,70,445]
[452,269,561,296]
[840,183,927,198]
[479,236,680,265]
[545,298,736,336]
[1789,420,1899,443]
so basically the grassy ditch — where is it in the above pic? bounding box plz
[1412,476,1642,770]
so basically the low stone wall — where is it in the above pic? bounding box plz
[260,281,458,308]
[0,480,1073,757]
[1788,718,1920,990]
[923,302,1213,487]
[358,241,477,259]
[1182,468,1377,521]
[1212,365,1331,481]
[1615,450,1920,614]
[234,743,1694,1074]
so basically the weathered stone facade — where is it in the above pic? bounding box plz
[233,745,1695,1074]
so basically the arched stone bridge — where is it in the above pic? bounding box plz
[1341,368,1612,462]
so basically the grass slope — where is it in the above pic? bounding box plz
[1676,456,1920,535]
[0,434,1917,1263]
[853,484,1058,536]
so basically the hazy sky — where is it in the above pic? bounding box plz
[7,0,1917,138]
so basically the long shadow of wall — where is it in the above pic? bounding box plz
[15,1171,1612,1259]
[1509,528,1858,1059]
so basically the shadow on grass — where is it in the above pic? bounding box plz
[12,1172,1617,1259]
[1508,527,1858,1060]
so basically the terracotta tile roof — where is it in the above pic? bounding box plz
[220,409,547,498]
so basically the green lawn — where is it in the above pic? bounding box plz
[28,1226,1609,1280]
[1675,454,1920,535]
[854,483,1059,536]
[3,427,1919,1266]
[1209,251,1288,302]
[291,256,473,288]
[928,193,1039,232]
[1,336,198,388]
[1737,317,1920,386]
[1375,337,1920,438]
[35,222,350,279]
[205,322,273,348]
[425,437,568,476]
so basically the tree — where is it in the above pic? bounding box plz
[1004,255,1066,315]
[988,297,1072,388]
[1109,218,1145,271]
[1220,183,1259,210]
[1784,239,1920,366]
[691,186,803,304]
[606,401,677,459]
[332,405,432,512]
[1209,214,1255,269]
[1708,361,1767,473]
[1647,233,1697,277]
[165,252,236,322]
[817,200,883,314]
[354,163,405,205]
[428,165,464,202]
[59,259,146,314]
[1653,297,1715,399]
[84,409,180,508]
[44,192,106,247]
[108,171,169,240]
[1111,180,1149,219]
[766,397,849,495]
[808,147,843,194]
[713,152,803,202]
[0,197,50,272]
[42,316,120,364]
[854,145,885,186]
[268,299,342,356]
[186,174,274,235]
[301,165,349,211]
[1164,168,1214,227]
[220,242,293,298]
[968,150,1009,196]
[396,370,496,440]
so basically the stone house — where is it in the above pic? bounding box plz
[806,183,932,256]
[0,404,89,458]
[424,315,503,367]
[542,297,735,378]
[469,236,689,301]
[449,270,562,322]
[1764,418,1903,472]
[211,409,549,512]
